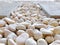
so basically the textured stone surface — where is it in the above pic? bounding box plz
[39,2,60,18]
[0,1,20,18]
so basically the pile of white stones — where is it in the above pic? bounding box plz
[0,2,60,45]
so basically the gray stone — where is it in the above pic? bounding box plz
[0,1,20,18]
[39,2,60,18]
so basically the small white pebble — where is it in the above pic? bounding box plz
[0,20,6,27]
[8,39,17,45]
[16,24,26,30]
[45,36,54,43]
[7,33,17,40]
[25,37,37,45]
[37,38,48,45]
[17,30,25,36]
[4,17,15,24]
[8,24,17,32]
[33,29,43,40]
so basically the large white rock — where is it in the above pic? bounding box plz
[25,38,37,45]
[16,33,29,45]
[8,39,17,45]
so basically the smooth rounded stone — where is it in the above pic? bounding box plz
[17,30,25,36]
[4,29,12,37]
[0,20,6,27]
[33,29,43,40]
[49,40,60,45]
[16,33,29,45]
[16,23,26,30]
[7,33,17,40]
[8,39,17,45]
[26,29,34,37]
[17,18,24,23]
[8,24,17,32]
[45,36,54,43]
[46,26,54,31]
[33,23,47,29]
[42,18,52,25]
[25,20,31,24]
[37,38,48,45]
[40,28,53,35]
[54,34,60,40]
[0,38,7,44]
[42,18,52,21]
[25,37,37,45]
[17,14,23,19]
[20,22,31,28]
[12,17,19,22]
[42,19,49,25]
[53,26,60,34]
[24,17,31,21]
[49,20,59,27]
[28,25,35,29]
[3,17,15,24]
